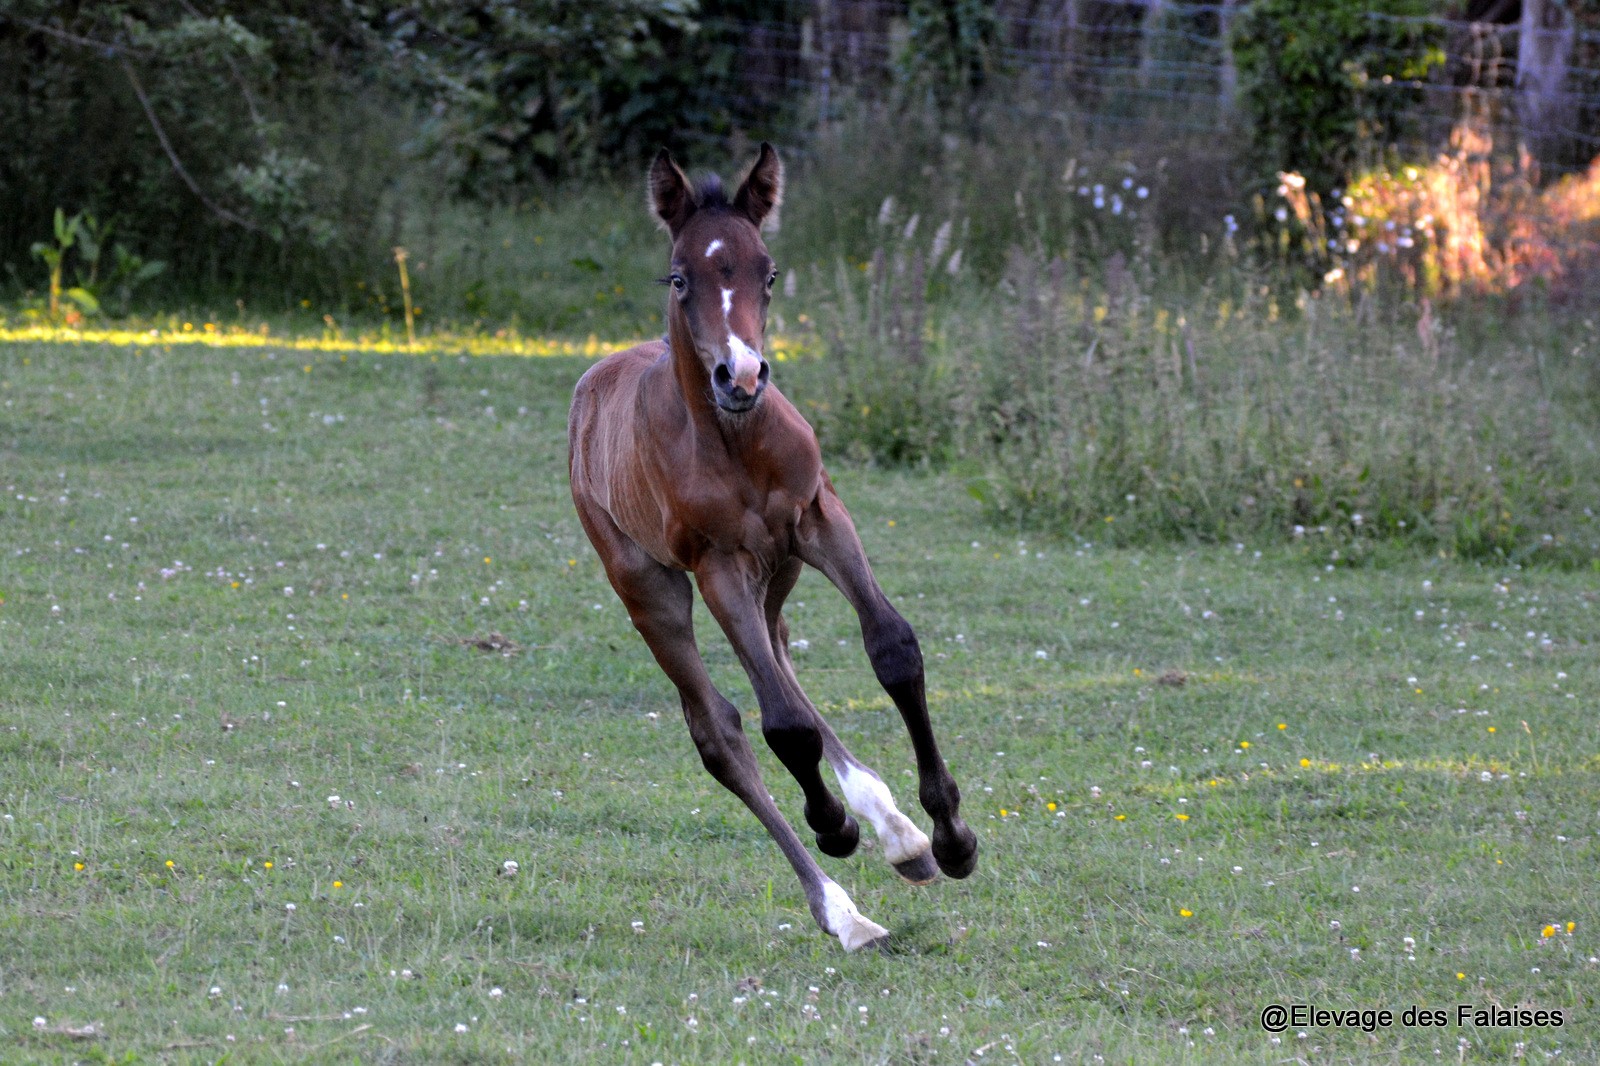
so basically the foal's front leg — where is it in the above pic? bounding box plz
[797,483,979,880]
[697,557,858,859]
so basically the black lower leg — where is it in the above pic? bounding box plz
[882,675,979,880]
[764,718,859,858]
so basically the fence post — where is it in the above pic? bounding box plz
[1517,0,1577,174]
[1218,0,1239,112]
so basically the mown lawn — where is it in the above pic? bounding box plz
[1,338,1596,1063]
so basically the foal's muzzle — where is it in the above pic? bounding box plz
[712,357,770,413]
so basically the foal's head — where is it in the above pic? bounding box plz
[649,144,783,414]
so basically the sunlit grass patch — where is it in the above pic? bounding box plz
[0,321,817,364]
[0,321,634,359]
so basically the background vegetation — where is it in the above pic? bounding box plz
[2,0,1598,559]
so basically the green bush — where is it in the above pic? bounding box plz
[1231,0,1445,193]
[0,1,806,312]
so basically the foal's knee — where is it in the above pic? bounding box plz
[864,610,923,690]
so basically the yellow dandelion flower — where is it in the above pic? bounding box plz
[263,861,273,870]
[1180,909,1193,917]
[1239,740,1250,749]
[1300,758,1311,768]
[1133,668,1142,676]
[484,556,492,565]
[999,808,1008,817]
[1488,726,1496,733]
[165,860,174,869]
[1176,813,1190,822]
[1414,688,1423,694]
[887,520,896,527]
[1457,973,1465,980]
[1277,723,1287,730]
[333,881,343,889]
[231,581,240,589]
[1543,925,1556,938]
[74,862,85,871]
[1567,922,1576,933]
[1114,814,1126,821]
[1046,802,1057,812]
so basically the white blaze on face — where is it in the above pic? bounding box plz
[721,287,763,393]
[832,761,931,865]
[820,879,889,951]
[704,239,723,258]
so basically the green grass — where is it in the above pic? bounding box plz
[1,338,1597,1063]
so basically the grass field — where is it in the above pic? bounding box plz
[1,336,1596,1063]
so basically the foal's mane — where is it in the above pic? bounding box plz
[692,173,729,212]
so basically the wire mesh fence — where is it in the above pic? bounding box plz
[692,1,1600,175]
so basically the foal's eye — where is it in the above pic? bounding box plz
[670,273,686,293]
[766,270,779,290]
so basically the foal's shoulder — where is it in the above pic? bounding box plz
[573,338,669,395]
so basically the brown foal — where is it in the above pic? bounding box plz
[567,143,976,950]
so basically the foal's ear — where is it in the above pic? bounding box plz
[733,142,783,231]
[649,148,696,236]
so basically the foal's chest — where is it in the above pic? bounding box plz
[674,467,814,563]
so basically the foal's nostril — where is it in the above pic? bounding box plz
[712,358,764,408]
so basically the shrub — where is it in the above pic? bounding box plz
[788,230,1598,562]
[1231,0,1446,194]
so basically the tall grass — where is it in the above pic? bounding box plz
[13,89,1593,563]
[778,111,1600,564]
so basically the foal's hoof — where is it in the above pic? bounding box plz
[837,920,892,953]
[860,932,893,954]
[815,814,861,858]
[891,849,940,886]
[933,820,979,880]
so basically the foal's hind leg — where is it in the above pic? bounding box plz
[764,561,936,883]
[819,729,940,885]
[697,559,859,859]
[797,483,978,880]
[575,508,886,950]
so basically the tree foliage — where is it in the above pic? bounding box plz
[0,0,803,306]
[897,0,1002,112]
[1231,0,1446,193]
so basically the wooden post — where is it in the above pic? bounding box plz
[394,247,416,350]
[1138,0,1167,90]
[1218,0,1239,112]
[1517,0,1576,174]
